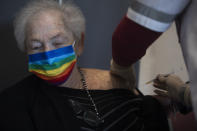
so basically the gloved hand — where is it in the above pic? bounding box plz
[153,74,191,107]
[110,59,136,88]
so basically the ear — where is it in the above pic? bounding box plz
[74,32,85,57]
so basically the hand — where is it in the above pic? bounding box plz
[153,74,187,103]
[110,59,136,88]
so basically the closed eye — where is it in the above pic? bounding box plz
[31,41,43,50]
[51,34,69,48]
[53,42,64,46]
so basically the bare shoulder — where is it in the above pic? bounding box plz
[81,68,130,90]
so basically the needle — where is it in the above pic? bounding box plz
[145,72,174,85]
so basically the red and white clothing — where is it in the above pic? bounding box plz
[112,0,197,119]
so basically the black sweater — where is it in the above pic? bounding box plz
[0,75,169,131]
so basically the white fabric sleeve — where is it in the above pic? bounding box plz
[127,0,190,32]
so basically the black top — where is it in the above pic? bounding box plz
[0,75,169,131]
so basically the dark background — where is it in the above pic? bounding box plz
[0,0,139,90]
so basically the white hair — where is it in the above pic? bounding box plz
[14,0,85,51]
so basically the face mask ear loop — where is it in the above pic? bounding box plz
[72,40,76,49]
[72,40,77,55]
[72,40,78,59]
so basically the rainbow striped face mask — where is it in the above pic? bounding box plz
[28,41,77,85]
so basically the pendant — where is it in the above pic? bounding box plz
[68,99,104,127]
[83,111,104,127]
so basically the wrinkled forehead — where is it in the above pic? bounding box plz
[26,9,70,41]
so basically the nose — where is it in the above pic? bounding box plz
[43,44,53,52]
[42,44,55,65]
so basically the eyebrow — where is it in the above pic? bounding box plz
[30,33,66,44]
[50,33,63,41]
[30,39,42,44]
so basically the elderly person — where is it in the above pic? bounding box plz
[0,0,169,131]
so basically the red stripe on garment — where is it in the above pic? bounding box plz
[46,62,75,83]
[112,15,162,66]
